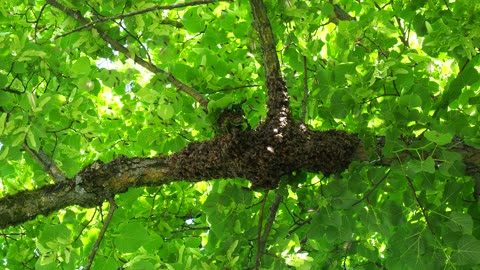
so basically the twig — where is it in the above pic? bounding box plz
[115,20,153,64]
[352,168,390,206]
[364,35,389,58]
[46,0,209,109]
[85,198,118,270]
[55,0,225,38]
[394,15,409,48]
[73,208,98,243]
[22,142,66,183]
[33,3,49,43]
[405,176,435,235]
[301,55,308,125]
[209,84,261,93]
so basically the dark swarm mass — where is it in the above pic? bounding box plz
[165,119,359,189]
[166,76,359,188]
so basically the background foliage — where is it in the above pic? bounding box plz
[1,0,480,269]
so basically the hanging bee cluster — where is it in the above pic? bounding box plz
[215,103,250,136]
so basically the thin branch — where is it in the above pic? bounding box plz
[23,142,66,183]
[394,15,409,48]
[352,168,390,206]
[55,0,226,38]
[46,0,209,109]
[405,176,435,235]
[254,180,286,269]
[33,3,49,43]
[74,208,98,243]
[85,198,117,270]
[209,84,261,93]
[364,35,389,58]
[115,20,153,64]
[87,2,154,65]
[301,55,308,125]
[254,191,268,269]
[254,191,268,268]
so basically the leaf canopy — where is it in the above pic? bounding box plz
[1,0,480,269]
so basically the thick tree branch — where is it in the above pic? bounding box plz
[3,129,480,229]
[0,157,168,229]
[249,0,290,122]
[0,128,359,229]
[46,0,209,108]
[249,0,281,81]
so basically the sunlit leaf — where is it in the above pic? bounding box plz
[157,103,175,119]
[71,57,91,76]
[114,222,150,253]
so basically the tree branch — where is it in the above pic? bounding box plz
[301,55,308,125]
[248,0,281,82]
[85,198,117,270]
[4,122,480,230]
[406,176,435,234]
[249,0,290,121]
[254,191,269,268]
[330,2,355,24]
[254,180,285,269]
[0,156,168,229]
[55,0,226,38]
[23,142,66,183]
[46,0,209,109]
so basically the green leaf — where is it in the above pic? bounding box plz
[26,130,38,150]
[399,94,422,108]
[424,130,453,145]
[227,239,238,260]
[452,235,480,265]
[182,8,205,33]
[406,156,435,175]
[38,224,72,249]
[26,92,36,110]
[0,146,9,160]
[330,89,354,118]
[406,52,431,63]
[17,49,47,61]
[435,55,480,113]
[0,112,6,135]
[71,57,91,77]
[425,21,433,33]
[207,95,234,112]
[135,87,161,103]
[447,212,473,234]
[114,222,150,253]
[157,103,175,119]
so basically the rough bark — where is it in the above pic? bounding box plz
[0,157,168,228]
